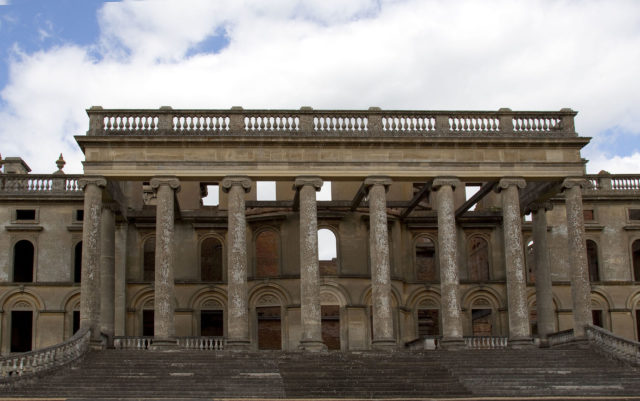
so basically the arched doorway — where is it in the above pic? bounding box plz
[256,295,282,350]
[11,301,34,353]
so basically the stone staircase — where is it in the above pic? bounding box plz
[2,345,640,399]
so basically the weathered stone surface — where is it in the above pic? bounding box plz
[99,205,115,346]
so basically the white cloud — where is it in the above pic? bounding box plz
[1,0,640,174]
[585,152,640,175]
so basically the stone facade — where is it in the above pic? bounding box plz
[1,107,640,354]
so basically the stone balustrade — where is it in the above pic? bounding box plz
[86,107,577,137]
[586,325,640,366]
[0,328,90,388]
[0,174,82,194]
[177,337,225,350]
[547,329,575,347]
[586,174,640,192]
[113,336,225,351]
[464,336,509,349]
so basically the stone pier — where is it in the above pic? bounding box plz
[222,176,252,350]
[433,177,464,348]
[150,176,180,348]
[295,176,326,352]
[365,176,395,350]
[497,178,531,347]
[528,202,555,346]
[563,178,592,340]
[79,176,106,347]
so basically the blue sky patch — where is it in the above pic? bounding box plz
[185,26,230,58]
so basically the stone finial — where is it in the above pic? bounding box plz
[598,170,611,176]
[293,176,323,191]
[432,177,461,191]
[221,176,252,193]
[495,177,526,193]
[150,176,181,192]
[364,176,392,193]
[53,153,66,175]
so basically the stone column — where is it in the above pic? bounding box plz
[563,178,592,340]
[496,178,531,347]
[78,176,106,346]
[150,176,180,347]
[365,176,395,350]
[114,222,128,337]
[432,177,464,348]
[527,202,555,346]
[222,176,252,349]
[100,205,116,347]
[295,176,326,352]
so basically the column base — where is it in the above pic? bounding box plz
[298,339,327,352]
[149,338,179,350]
[225,338,252,351]
[439,337,466,350]
[371,338,397,351]
[508,337,535,349]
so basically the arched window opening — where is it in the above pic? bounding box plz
[201,237,223,281]
[11,309,33,353]
[143,237,155,282]
[73,310,80,335]
[632,240,640,281]
[255,231,279,278]
[636,307,640,341]
[526,239,535,283]
[586,240,600,282]
[592,309,604,328]
[468,236,490,281]
[13,240,34,282]
[142,309,154,337]
[415,236,436,281]
[417,308,439,336]
[74,242,82,283]
[472,309,492,336]
[318,229,338,276]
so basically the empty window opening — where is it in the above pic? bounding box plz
[592,309,604,328]
[530,308,538,336]
[468,237,490,281]
[73,311,80,335]
[74,242,82,283]
[16,209,36,220]
[142,310,154,337]
[633,240,640,281]
[202,184,220,206]
[11,310,33,353]
[143,237,155,282]
[13,240,34,282]
[201,237,223,281]
[318,229,338,275]
[417,309,439,337]
[472,309,492,336]
[256,231,279,278]
[316,181,331,201]
[321,305,340,350]
[257,306,281,350]
[636,310,640,341]
[201,310,223,337]
[524,213,532,222]
[629,209,640,221]
[526,239,535,283]
[257,181,276,201]
[465,184,481,211]
[75,209,84,221]
[586,240,600,282]
[415,236,437,281]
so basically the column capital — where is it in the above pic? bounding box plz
[221,176,251,193]
[525,201,553,214]
[495,177,526,193]
[364,176,392,193]
[562,177,590,191]
[150,176,181,192]
[79,176,107,190]
[294,176,323,191]
[432,176,461,191]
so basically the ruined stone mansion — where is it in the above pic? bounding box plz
[1,107,640,354]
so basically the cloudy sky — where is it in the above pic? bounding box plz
[0,0,639,175]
